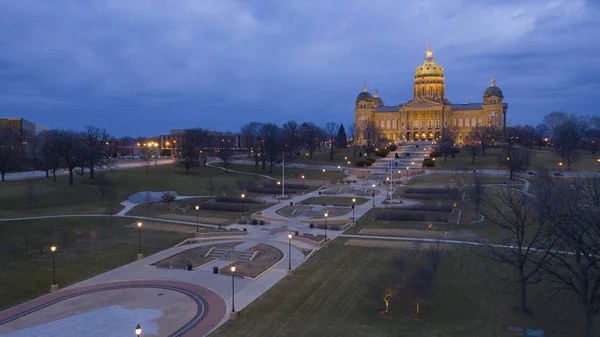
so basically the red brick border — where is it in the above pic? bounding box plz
[0,280,226,337]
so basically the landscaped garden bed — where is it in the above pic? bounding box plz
[151,242,243,269]
[220,244,284,278]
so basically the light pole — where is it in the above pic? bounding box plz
[135,324,142,337]
[386,177,390,199]
[137,222,143,259]
[352,198,356,225]
[195,205,200,232]
[288,233,292,271]
[50,246,57,292]
[559,161,563,174]
[241,194,245,215]
[322,169,326,186]
[301,175,305,189]
[372,184,376,207]
[347,161,351,172]
[324,212,329,241]
[231,265,236,313]
[597,158,600,172]
[344,156,348,171]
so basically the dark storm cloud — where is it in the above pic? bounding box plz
[0,0,597,136]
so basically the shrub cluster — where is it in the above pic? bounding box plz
[215,196,265,204]
[200,202,248,212]
[375,149,390,157]
[356,159,374,167]
[375,210,450,222]
[388,145,398,151]
[423,158,435,167]
[429,151,441,158]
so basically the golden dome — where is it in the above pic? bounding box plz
[415,44,444,78]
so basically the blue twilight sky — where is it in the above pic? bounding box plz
[0,0,599,137]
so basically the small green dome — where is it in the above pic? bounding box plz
[373,97,384,107]
[356,92,374,103]
[484,86,503,98]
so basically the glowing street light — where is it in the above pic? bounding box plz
[231,265,237,313]
[351,198,356,225]
[324,212,329,241]
[137,222,143,259]
[135,324,142,336]
[288,233,293,271]
[372,184,376,207]
[322,169,326,186]
[195,205,200,232]
[241,194,245,215]
[50,246,57,291]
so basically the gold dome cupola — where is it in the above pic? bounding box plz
[413,43,446,101]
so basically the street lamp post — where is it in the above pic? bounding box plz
[231,265,236,313]
[344,157,348,171]
[597,158,600,172]
[324,212,329,241]
[386,177,390,199]
[195,205,200,232]
[137,222,143,259]
[135,324,142,337]
[352,198,356,225]
[241,194,245,215]
[288,233,292,271]
[301,175,305,189]
[559,161,563,174]
[322,169,326,186]
[372,184,376,207]
[50,246,58,292]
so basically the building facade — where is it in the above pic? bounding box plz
[354,45,507,144]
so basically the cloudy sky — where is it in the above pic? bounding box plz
[0,0,598,137]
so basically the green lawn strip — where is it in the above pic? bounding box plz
[0,217,191,310]
[211,241,591,337]
[434,147,599,172]
[213,163,346,182]
[286,148,360,167]
[347,209,450,235]
[0,164,269,218]
[300,196,369,206]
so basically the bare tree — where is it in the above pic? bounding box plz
[499,146,532,180]
[240,122,262,167]
[362,120,382,157]
[348,123,360,158]
[324,122,340,160]
[0,128,23,181]
[479,186,553,314]
[537,175,600,337]
[471,125,501,155]
[534,123,550,150]
[543,111,569,139]
[140,146,155,173]
[161,191,177,212]
[438,127,454,163]
[471,172,485,217]
[260,123,283,173]
[55,130,83,185]
[94,172,113,207]
[299,122,321,159]
[552,115,586,170]
[177,129,205,173]
[465,138,480,164]
[83,126,110,179]
[282,120,301,157]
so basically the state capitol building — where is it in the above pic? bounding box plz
[354,45,507,144]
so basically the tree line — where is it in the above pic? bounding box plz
[0,126,112,185]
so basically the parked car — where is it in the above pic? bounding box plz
[554,172,564,177]
[527,171,536,175]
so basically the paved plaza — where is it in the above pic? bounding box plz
[0,143,444,336]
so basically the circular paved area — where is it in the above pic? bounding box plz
[0,281,226,337]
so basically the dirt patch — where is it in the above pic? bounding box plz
[221,244,284,278]
[359,228,447,239]
[158,213,228,225]
[151,242,243,268]
[125,221,216,233]
[346,239,447,250]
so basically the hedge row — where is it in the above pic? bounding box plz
[398,203,454,212]
[375,149,390,157]
[429,151,441,158]
[263,182,309,190]
[402,193,459,200]
[375,210,450,222]
[200,202,248,212]
[423,158,435,167]
[215,196,265,204]
[247,186,298,194]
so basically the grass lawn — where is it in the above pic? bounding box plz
[435,147,599,172]
[300,196,369,206]
[346,209,449,235]
[0,217,191,310]
[215,163,346,182]
[0,164,270,218]
[407,173,513,186]
[211,240,592,337]
[287,148,361,167]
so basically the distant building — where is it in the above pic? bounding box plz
[354,44,507,145]
[159,129,253,156]
[0,118,36,158]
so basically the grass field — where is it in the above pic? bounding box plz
[211,240,592,337]
[0,164,271,218]
[435,147,600,172]
[0,217,190,310]
[286,148,361,167]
